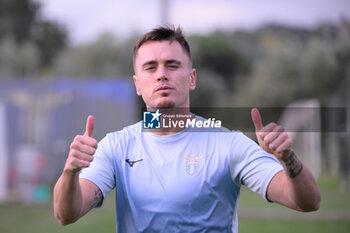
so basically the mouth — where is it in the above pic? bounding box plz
[154,85,174,93]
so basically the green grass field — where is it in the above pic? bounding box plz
[0,176,349,233]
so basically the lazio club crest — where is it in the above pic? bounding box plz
[180,154,208,175]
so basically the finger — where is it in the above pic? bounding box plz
[72,135,98,150]
[83,137,98,149]
[71,150,94,163]
[264,125,284,144]
[258,122,278,139]
[268,132,288,151]
[276,138,292,153]
[66,153,92,172]
[70,157,91,171]
[260,122,278,133]
[84,115,95,137]
[251,108,263,132]
[77,143,96,156]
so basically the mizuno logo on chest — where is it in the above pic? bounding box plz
[125,159,143,167]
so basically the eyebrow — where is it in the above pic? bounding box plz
[165,60,181,66]
[142,60,157,68]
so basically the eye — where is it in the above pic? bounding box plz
[168,64,179,70]
[145,66,155,71]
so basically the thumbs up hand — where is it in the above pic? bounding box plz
[64,115,98,173]
[251,108,292,160]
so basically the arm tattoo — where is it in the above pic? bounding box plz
[90,188,103,209]
[282,150,303,178]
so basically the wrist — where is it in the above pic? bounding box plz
[63,165,81,177]
[280,149,293,163]
[281,150,304,178]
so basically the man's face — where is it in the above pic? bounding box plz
[133,40,196,110]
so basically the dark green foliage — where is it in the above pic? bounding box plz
[0,0,67,77]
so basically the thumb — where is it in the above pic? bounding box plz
[251,108,263,132]
[84,115,95,137]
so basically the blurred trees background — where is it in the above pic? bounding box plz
[1,0,349,110]
[231,22,350,108]
[0,0,67,78]
[52,34,135,78]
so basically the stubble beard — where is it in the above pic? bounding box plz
[154,93,176,109]
[156,100,175,109]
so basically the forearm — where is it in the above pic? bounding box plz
[280,150,321,212]
[53,170,83,225]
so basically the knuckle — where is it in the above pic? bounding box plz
[82,161,90,168]
[277,125,284,131]
[88,156,94,162]
[76,159,89,169]
[282,133,288,140]
[258,132,266,140]
[70,141,78,149]
[70,141,75,149]
[90,149,96,156]
[69,158,79,167]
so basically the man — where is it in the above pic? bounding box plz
[53,25,321,232]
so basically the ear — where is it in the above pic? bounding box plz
[189,68,197,91]
[133,75,142,96]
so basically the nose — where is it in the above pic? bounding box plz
[158,75,168,82]
[157,65,168,82]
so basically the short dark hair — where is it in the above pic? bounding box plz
[133,25,191,64]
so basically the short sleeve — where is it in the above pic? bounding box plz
[229,132,283,201]
[80,134,116,206]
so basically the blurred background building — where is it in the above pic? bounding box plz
[0,0,349,204]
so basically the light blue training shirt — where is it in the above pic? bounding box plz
[80,118,283,233]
